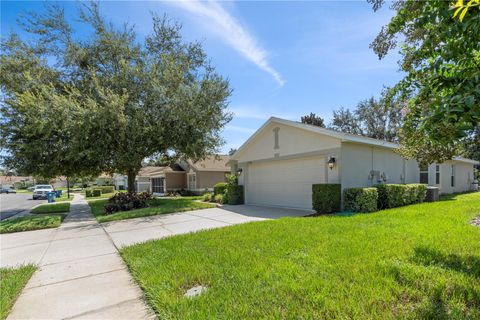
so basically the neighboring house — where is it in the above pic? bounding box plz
[115,155,230,194]
[95,173,114,186]
[0,175,34,189]
[229,117,478,211]
[51,176,68,188]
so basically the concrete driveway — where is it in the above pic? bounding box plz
[102,204,311,248]
[0,193,45,220]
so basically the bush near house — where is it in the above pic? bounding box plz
[344,187,378,213]
[213,182,228,196]
[376,184,427,209]
[226,185,244,205]
[202,192,213,202]
[96,185,115,194]
[312,184,341,214]
[104,192,153,214]
[214,194,226,204]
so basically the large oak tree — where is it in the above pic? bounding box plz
[369,0,480,164]
[0,2,232,192]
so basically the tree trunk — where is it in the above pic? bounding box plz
[67,176,70,199]
[127,170,136,193]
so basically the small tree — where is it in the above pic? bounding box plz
[301,113,325,127]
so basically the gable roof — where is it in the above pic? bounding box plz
[138,166,166,177]
[187,155,230,172]
[231,117,479,165]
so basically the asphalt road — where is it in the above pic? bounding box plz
[0,193,46,220]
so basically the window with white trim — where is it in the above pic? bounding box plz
[419,164,429,184]
[435,165,440,185]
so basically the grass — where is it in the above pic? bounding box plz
[83,192,117,200]
[0,215,65,234]
[31,202,70,214]
[89,197,215,223]
[121,192,480,319]
[0,265,36,320]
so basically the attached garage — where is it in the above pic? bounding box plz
[246,156,326,210]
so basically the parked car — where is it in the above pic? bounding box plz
[0,187,17,194]
[32,184,55,200]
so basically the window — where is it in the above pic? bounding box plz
[419,163,429,184]
[451,165,455,187]
[151,178,164,193]
[188,174,196,190]
[435,165,440,185]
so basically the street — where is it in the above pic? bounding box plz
[0,193,46,220]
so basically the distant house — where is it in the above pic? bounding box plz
[229,117,479,210]
[0,175,34,189]
[114,155,230,194]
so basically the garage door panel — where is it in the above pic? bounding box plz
[246,156,325,210]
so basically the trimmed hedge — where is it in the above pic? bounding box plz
[213,182,228,196]
[93,189,102,197]
[375,184,427,209]
[96,185,114,194]
[344,188,378,213]
[312,184,341,214]
[227,185,244,205]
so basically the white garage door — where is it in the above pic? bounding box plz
[246,156,325,210]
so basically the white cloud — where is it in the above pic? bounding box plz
[170,0,284,86]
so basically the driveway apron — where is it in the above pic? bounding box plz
[6,194,155,320]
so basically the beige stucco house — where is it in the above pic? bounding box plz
[115,156,230,194]
[229,117,478,211]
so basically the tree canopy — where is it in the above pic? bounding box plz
[369,0,480,164]
[0,2,232,192]
[300,113,325,127]
[329,94,404,142]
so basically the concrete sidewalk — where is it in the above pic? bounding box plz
[5,194,155,320]
[101,204,309,248]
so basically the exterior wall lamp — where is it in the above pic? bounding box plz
[328,157,336,170]
[236,168,243,176]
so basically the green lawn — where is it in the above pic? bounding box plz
[83,192,117,200]
[31,202,70,214]
[0,265,36,320]
[121,192,480,319]
[0,215,65,234]
[90,197,215,223]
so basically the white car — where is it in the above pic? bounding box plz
[33,185,55,200]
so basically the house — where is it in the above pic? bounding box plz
[229,117,478,211]
[0,175,34,189]
[114,155,230,194]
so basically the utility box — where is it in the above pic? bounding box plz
[426,186,439,202]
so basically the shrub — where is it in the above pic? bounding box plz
[165,191,181,197]
[344,188,378,213]
[93,189,102,197]
[227,185,244,205]
[214,194,225,204]
[104,192,153,214]
[312,184,341,214]
[203,193,213,202]
[85,189,93,197]
[179,189,195,196]
[376,184,427,209]
[97,185,114,194]
[213,182,228,195]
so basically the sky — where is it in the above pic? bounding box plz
[1,0,403,154]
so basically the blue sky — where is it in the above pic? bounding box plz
[1,1,402,153]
